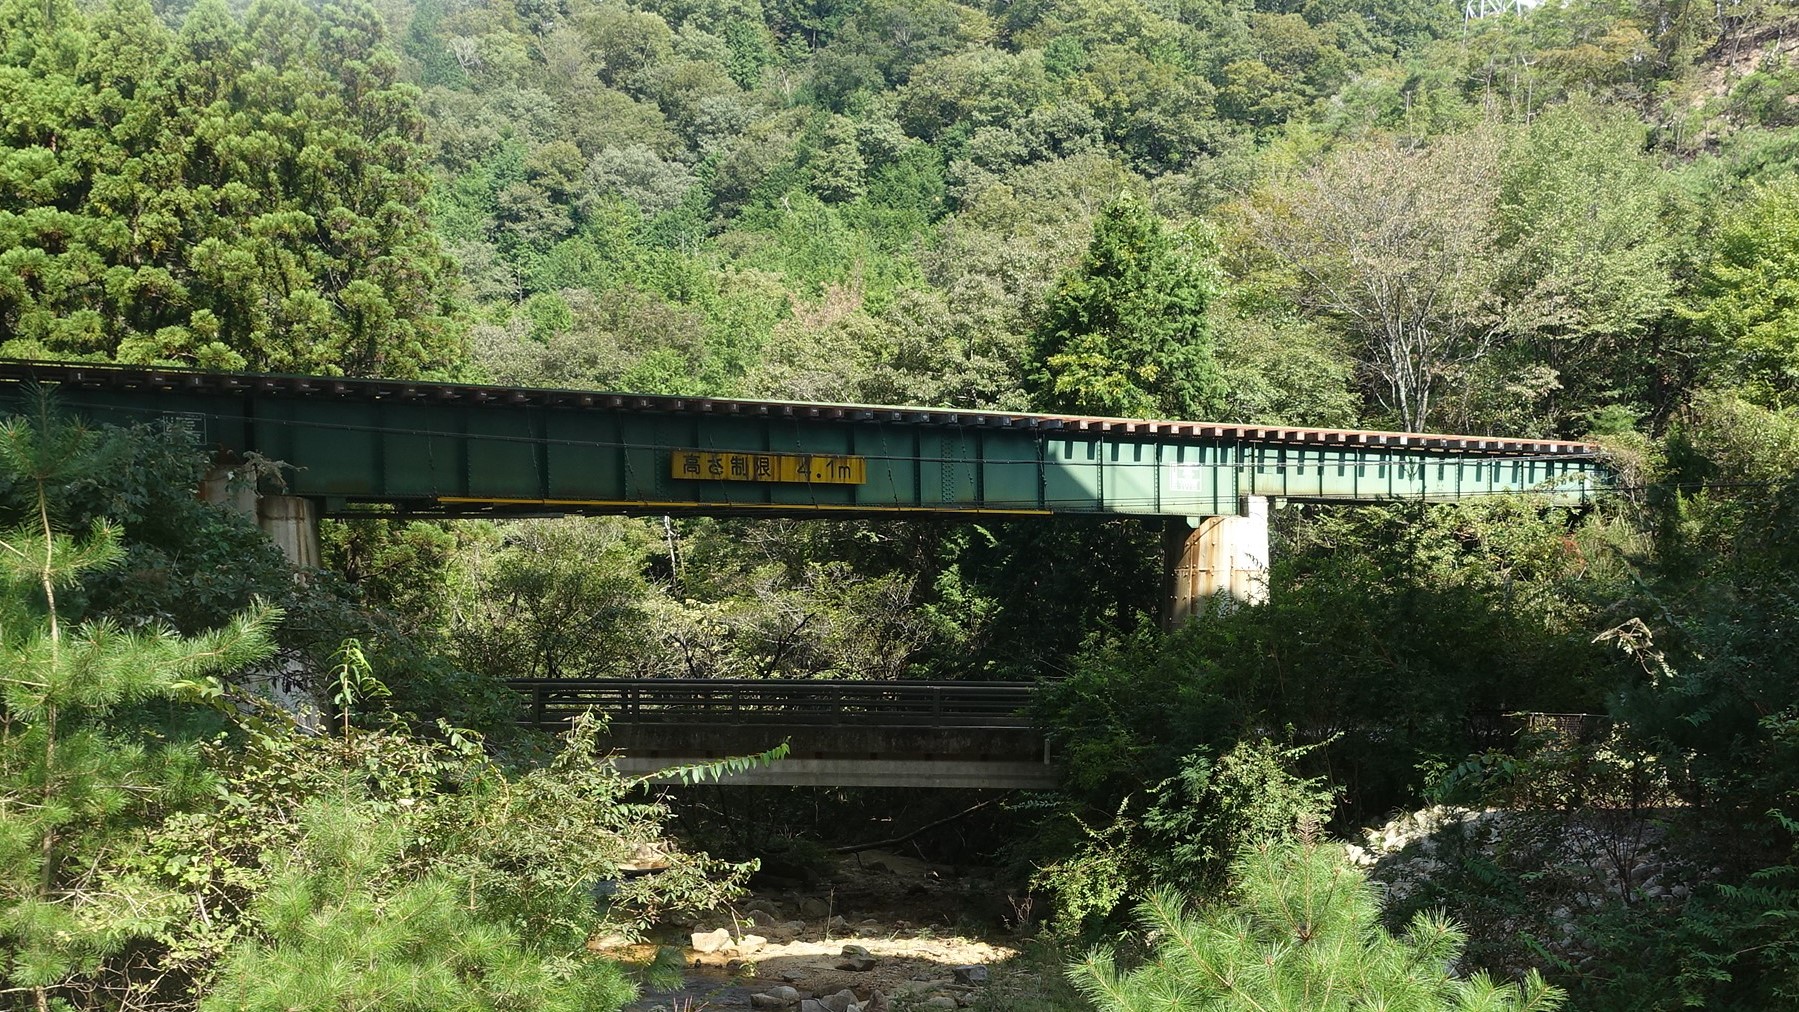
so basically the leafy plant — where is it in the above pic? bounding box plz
[1029,740,1332,937]
[330,636,389,736]
[653,739,793,785]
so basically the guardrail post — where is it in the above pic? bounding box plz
[531,683,546,728]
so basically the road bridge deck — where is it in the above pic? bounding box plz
[512,678,1057,788]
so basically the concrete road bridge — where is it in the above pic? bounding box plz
[514,678,1054,788]
[509,680,1605,789]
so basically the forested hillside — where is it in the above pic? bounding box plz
[8,0,1799,1007]
[9,0,1799,434]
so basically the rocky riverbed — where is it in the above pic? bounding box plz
[609,849,1022,1012]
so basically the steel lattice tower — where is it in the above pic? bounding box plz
[1464,0,1543,20]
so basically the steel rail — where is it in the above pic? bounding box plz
[0,360,1601,457]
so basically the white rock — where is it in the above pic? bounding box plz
[691,928,733,953]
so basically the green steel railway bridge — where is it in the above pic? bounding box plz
[0,361,1608,787]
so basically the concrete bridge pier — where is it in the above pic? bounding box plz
[256,495,321,569]
[201,469,321,568]
[1163,496,1269,628]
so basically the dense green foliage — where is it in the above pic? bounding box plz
[1029,198,1223,418]
[0,0,463,376]
[0,0,1791,434]
[0,406,277,1006]
[9,0,1799,1007]
[1070,841,1565,1011]
[0,411,739,1009]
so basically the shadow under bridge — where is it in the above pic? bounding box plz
[510,678,1059,789]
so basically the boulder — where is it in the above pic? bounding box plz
[621,842,671,873]
[925,999,957,1010]
[800,898,831,918]
[819,989,861,1012]
[750,986,803,1008]
[951,966,988,985]
[691,928,733,953]
[837,944,877,972]
[736,934,769,954]
[854,850,931,877]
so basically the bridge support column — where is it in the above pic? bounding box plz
[257,495,321,569]
[201,470,320,568]
[1163,496,1269,628]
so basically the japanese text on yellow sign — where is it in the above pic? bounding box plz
[670,450,866,485]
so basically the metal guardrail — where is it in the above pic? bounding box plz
[509,678,1036,729]
[1466,711,1611,751]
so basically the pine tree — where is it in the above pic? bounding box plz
[200,800,640,1012]
[0,399,277,1007]
[1070,838,1567,1012]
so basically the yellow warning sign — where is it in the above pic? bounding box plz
[670,450,866,485]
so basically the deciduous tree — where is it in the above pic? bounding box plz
[1239,131,1506,431]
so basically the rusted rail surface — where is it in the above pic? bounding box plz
[509,678,1036,730]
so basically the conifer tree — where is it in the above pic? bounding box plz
[1070,838,1567,1012]
[0,0,462,377]
[0,400,277,1007]
[201,799,640,1012]
[1028,197,1225,420]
